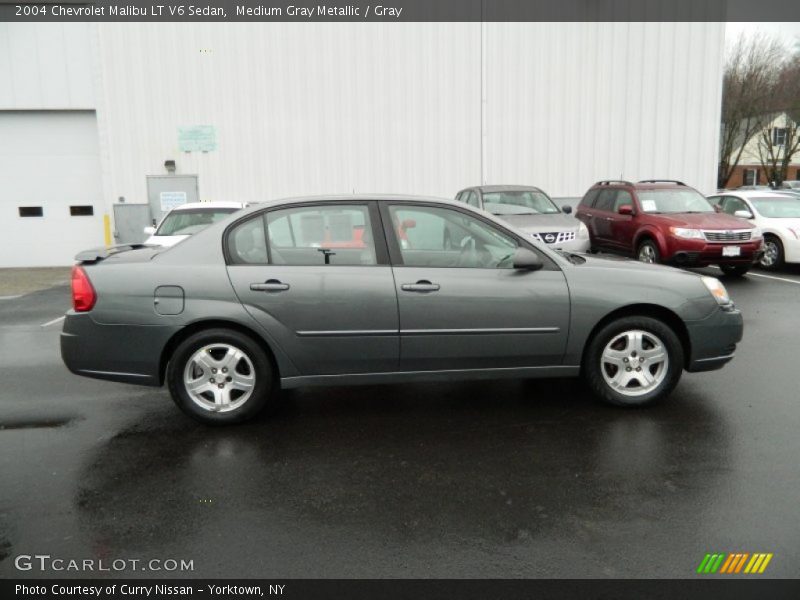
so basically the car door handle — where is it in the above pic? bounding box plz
[250,279,290,292]
[401,280,440,292]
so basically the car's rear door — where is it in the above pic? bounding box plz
[380,202,570,371]
[225,201,399,376]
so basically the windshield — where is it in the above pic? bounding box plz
[637,190,714,214]
[751,196,800,218]
[482,190,560,216]
[784,181,800,189]
[156,208,238,236]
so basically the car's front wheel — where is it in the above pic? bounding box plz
[758,235,784,271]
[167,328,275,424]
[637,240,660,264]
[583,316,683,407]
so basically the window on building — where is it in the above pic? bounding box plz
[19,207,43,217]
[773,128,787,146]
[70,205,94,216]
[743,169,758,186]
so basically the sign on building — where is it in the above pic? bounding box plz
[178,125,217,152]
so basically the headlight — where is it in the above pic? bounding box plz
[670,227,704,240]
[577,222,589,239]
[750,227,762,239]
[701,276,731,306]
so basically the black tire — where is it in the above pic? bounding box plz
[637,239,660,264]
[758,235,784,271]
[166,328,276,425]
[719,264,750,277]
[583,316,684,407]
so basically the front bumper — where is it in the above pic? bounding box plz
[664,238,764,267]
[684,306,743,372]
[61,311,180,386]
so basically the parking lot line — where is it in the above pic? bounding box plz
[40,315,66,328]
[0,295,22,300]
[747,272,800,285]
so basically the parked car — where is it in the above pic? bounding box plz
[454,185,590,252]
[575,180,763,276]
[62,195,743,424]
[708,191,800,270]
[779,180,800,190]
[144,201,245,247]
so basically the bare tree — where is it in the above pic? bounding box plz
[755,46,800,185]
[756,114,800,185]
[718,33,786,188]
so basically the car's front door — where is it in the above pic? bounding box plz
[225,202,399,376]
[608,189,637,252]
[381,203,570,371]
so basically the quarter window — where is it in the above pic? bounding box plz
[228,215,268,264]
[388,205,518,269]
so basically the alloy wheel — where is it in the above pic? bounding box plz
[183,343,256,412]
[600,330,669,397]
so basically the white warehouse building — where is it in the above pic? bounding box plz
[0,22,725,267]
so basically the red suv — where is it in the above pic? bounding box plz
[575,180,764,276]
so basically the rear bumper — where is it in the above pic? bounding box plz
[60,311,180,386]
[685,306,744,373]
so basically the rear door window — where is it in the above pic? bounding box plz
[593,189,618,212]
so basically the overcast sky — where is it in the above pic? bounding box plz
[726,22,800,49]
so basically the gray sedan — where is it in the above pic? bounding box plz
[61,195,742,424]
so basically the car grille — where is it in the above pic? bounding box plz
[703,230,752,242]
[531,231,576,244]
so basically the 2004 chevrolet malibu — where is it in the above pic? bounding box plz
[61,195,743,424]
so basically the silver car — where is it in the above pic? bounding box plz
[455,185,590,252]
[62,195,742,425]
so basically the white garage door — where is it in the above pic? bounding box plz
[0,110,104,267]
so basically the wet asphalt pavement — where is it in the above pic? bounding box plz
[0,267,799,579]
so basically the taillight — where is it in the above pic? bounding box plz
[71,265,96,312]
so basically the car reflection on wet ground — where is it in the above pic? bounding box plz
[0,267,798,578]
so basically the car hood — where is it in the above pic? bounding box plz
[651,212,752,229]
[569,252,698,274]
[494,212,580,233]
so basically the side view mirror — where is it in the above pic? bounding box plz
[734,210,754,219]
[618,204,634,215]
[143,226,156,236]
[561,205,573,214]
[512,247,544,271]
[401,218,417,230]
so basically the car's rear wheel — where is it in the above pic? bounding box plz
[719,264,750,277]
[167,328,275,424]
[637,240,660,264]
[583,316,683,407]
[758,235,784,271]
